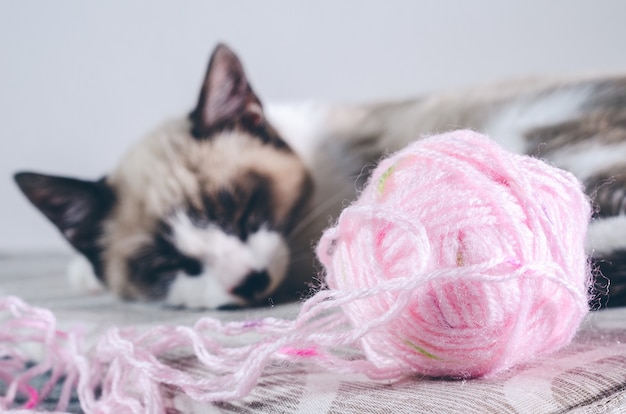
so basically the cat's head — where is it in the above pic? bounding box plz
[14,44,314,309]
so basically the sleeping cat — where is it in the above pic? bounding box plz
[14,44,626,309]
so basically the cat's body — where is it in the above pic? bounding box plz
[270,75,626,308]
[15,45,626,308]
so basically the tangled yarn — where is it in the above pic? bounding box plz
[0,130,591,412]
[316,129,591,378]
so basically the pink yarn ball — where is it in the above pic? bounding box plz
[0,130,594,410]
[317,130,591,379]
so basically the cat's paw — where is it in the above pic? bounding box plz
[67,255,105,294]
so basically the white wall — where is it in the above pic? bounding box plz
[2,0,626,253]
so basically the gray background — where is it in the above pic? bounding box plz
[2,0,626,253]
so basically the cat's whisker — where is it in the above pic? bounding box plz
[274,247,313,265]
[289,191,349,238]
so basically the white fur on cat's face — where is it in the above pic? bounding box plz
[68,222,290,310]
[164,212,288,308]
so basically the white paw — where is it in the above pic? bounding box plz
[67,255,105,294]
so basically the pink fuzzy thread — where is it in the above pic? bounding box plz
[0,296,84,412]
[0,130,591,412]
[316,130,591,378]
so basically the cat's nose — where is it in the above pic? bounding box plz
[231,270,270,300]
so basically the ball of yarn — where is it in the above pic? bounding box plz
[316,129,591,378]
[0,130,594,411]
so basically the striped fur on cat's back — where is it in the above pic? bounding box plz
[300,75,626,307]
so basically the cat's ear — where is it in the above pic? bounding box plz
[14,172,115,258]
[189,43,264,138]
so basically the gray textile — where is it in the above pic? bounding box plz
[1,254,626,413]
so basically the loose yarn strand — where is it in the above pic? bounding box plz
[0,130,592,412]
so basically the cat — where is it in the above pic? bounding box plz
[14,44,626,309]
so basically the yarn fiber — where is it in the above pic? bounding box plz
[317,129,591,378]
[0,130,592,412]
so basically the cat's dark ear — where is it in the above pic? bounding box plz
[189,43,264,138]
[13,172,115,261]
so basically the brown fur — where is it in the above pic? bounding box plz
[102,118,311,298]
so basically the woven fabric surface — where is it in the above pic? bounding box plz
[1,254,625,413]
